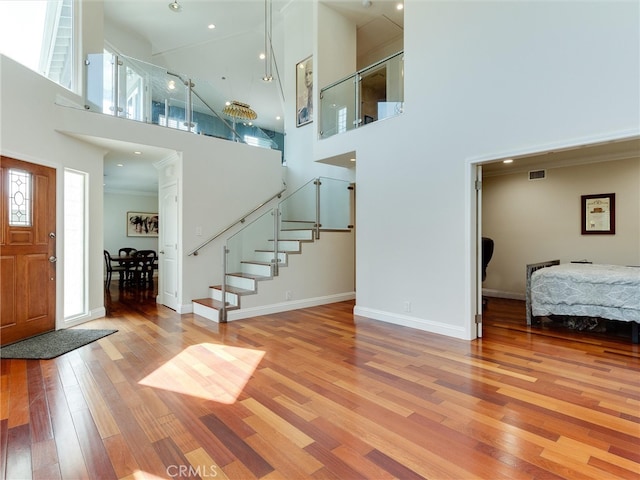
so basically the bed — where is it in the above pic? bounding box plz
[526,261,640,343]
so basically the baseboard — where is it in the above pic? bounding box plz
[58,306,107,329]
[225,292,356,322]
[353,306,470,340]
[482,288,525,301]
[177,303,193,314]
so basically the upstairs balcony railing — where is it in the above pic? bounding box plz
[319,51,404,139]
[84,52,279,150]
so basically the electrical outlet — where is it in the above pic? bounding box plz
[285,290,292,300]
[403,301,411,312]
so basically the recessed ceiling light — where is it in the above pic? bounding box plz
[208,24,216,29]
[259,53,266,60]
[503,159,514,164]
[225,101,231,106]
[168,80,176,90]
[117,163,124,167]
[168,1,182,13]
[134,151,142,155]
[276,116,281,120]
[350,158,356,162]
[396,3,404,10]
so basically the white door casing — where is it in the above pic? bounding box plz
[159,182,178,310]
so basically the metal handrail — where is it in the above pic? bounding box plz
[187,182,287,256]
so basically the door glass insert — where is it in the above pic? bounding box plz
[9,168,32,226]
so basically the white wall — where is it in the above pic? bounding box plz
[482,157,640,298]
[313,1,640,339]
[282,1,356,191]
[104,191,159,254]
[53,100,284,313]
[1,55,107,326]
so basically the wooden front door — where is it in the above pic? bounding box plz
[0,156,56,346]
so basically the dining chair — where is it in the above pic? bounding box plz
[104,250,128,289]
[118,247,138,286]
[132,250,157,289]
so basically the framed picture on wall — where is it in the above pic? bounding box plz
[296,55,313,127]
[581,193,615,235]
[127,212,159,237]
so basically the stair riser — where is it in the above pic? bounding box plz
[267,240,301,252]
[226,275,256,291]
[210,288,239,306]
[241,263,272,276]
[253,251,287,263]
[281,221,315,230]
[278,229,313,240]
[193,302,219,322]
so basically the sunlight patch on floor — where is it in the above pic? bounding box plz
[139,343,265,404]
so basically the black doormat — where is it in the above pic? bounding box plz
[0,329,117,360]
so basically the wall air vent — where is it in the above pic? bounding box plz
[528,169,546,180]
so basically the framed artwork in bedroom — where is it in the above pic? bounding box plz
[581,193,615,235]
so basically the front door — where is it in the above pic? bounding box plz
[1,156,56,345]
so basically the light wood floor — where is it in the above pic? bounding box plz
[2,289,639,479]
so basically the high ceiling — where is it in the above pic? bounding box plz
[103,0,404,134]
[102,0,405,193]
[99,1,638,193]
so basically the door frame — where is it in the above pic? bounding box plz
[466,130,640,340]
[158,180,179,310]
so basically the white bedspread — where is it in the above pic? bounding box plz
[530,263,640,323]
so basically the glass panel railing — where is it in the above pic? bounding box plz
[279,178,317,228]
[319,51,403,139]
[278,177,353,233]
[226,208,276,276]
[319,177,351,230]
[84,52,279,150]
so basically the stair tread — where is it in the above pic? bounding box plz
[210,285,255,295]
[193,298,240,311]
[268,238,312,242]
[227,272,272,280]
[240,260,273,266]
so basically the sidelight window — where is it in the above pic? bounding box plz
[64,169,88,319]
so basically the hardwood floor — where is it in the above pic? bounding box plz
[2,290,639,479]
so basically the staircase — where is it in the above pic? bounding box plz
[192,224,316,322]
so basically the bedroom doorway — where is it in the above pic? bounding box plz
[470,134,640,341]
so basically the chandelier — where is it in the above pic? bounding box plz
[222,101,257,121]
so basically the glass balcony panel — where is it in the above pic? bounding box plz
[319,75,356,139]
[83,53,280,152]
[84,53,110,113]
[319,177,351,230]
[319,50,403,138]
[386,52,404,112]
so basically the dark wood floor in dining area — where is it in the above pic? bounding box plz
[2,289,639,479]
